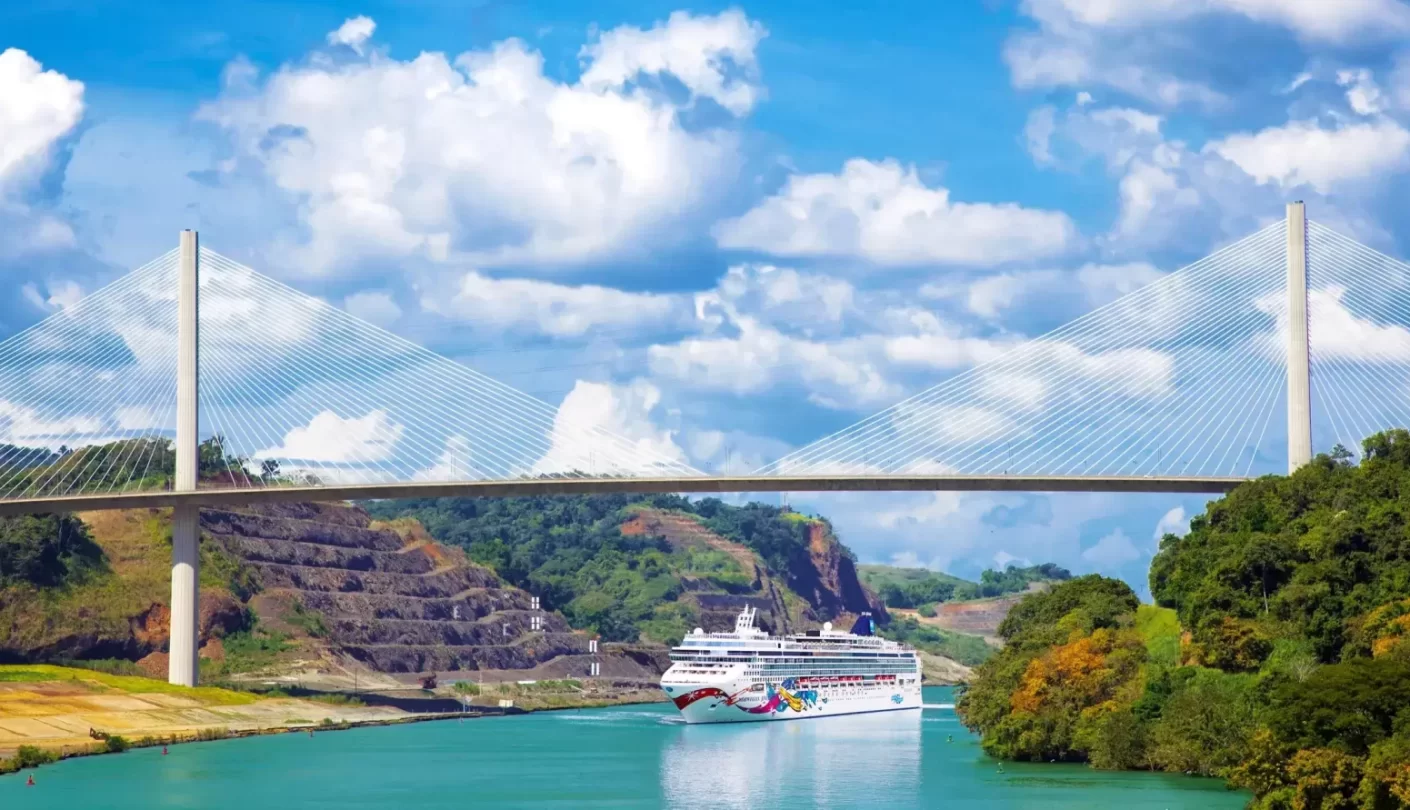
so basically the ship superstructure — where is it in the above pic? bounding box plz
[660,607,922,723]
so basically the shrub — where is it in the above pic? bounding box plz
[104,735,130,753]
[917,603,937,618]
[14,746,58,768]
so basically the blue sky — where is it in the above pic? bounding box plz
[7,0,1410,595]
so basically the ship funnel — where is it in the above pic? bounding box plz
[850,612,874,637]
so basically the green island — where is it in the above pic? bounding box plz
[957,431,1410,809]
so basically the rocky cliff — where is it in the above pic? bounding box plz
[794,521,889,625]
[200,503,596,675]
[0,503,642,682]
[619,508,887,634]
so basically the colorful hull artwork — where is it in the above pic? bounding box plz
[672,680,820,716]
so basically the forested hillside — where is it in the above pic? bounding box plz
[956,431,1410,809]
[364,495,887,644]
[860,562,1071,609]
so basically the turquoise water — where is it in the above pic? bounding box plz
[9,688,1246,809]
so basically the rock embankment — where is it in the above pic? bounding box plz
[202,503,590,675]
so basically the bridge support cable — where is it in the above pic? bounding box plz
[190,247,702,489]
[757,223,1291,479]
[1306,221,1410,460]
[0,251,180,501]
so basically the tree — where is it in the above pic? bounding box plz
[1269,657,1410,756]
[997,575,1139,645]
[1190,617,1273,672]
[1285,748,1362,810]
[0,513,104,588]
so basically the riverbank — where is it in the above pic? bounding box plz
[0,665,664,776]
[7,687,1248,808]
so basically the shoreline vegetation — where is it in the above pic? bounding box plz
[0,663,664,779]
[956,432,1410,810]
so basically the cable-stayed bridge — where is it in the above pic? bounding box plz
[0,203,1399,512]
[3,201,1409,684]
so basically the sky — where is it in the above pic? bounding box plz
[6,0,1410,596]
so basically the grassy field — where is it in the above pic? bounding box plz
[0,664,417,773]
[1135,604,1182,666]
[0,664,259,706]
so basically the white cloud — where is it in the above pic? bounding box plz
[1394,54,1410,111]
[1338,69,1388,116]
[0,400,103,446]
[701,264,855,330]
[343,290,402,326]
[714,158,1076,267]
[113,406,162,431]
[964,273,1033,320]
[1006,0,1410,112]
[255,409,404,463]
[1076,262,1165,302]
[1301,285,1410,361]
[647,265,916,410]
[1207,119,1410,193]
[21,279,83,311]
[1004,24,1222,108]
[536,379,688,474]
[578,9,767,116]
[1023,0,1410,44]
[881,308,1015,370]
[1082,528,1141,571]
[199,10,765,272]
[1029,101,1369,254]
[970,342,1176,410]
[0,49,85,191]
[414,434,473,481]
[0,49,83,257]
[891,403,1018,446]
[952,262,1162,321]
[420,271,685,337]
[1154,506,1189,540]
[326,16,377,55]
[648,320,900,410]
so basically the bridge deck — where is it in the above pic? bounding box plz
[0,475,1247,516]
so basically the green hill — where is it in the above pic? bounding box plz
[956,431,1410,809]
[860,562,1071,609]
[363,495,888,644]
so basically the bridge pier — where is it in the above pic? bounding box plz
[1286,202,1311,473]
[169,230,200,687]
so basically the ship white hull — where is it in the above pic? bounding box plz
[664,678,922,725]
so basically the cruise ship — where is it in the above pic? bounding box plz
[660,606,922,724]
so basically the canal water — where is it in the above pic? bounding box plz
[8,688,1247,808]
